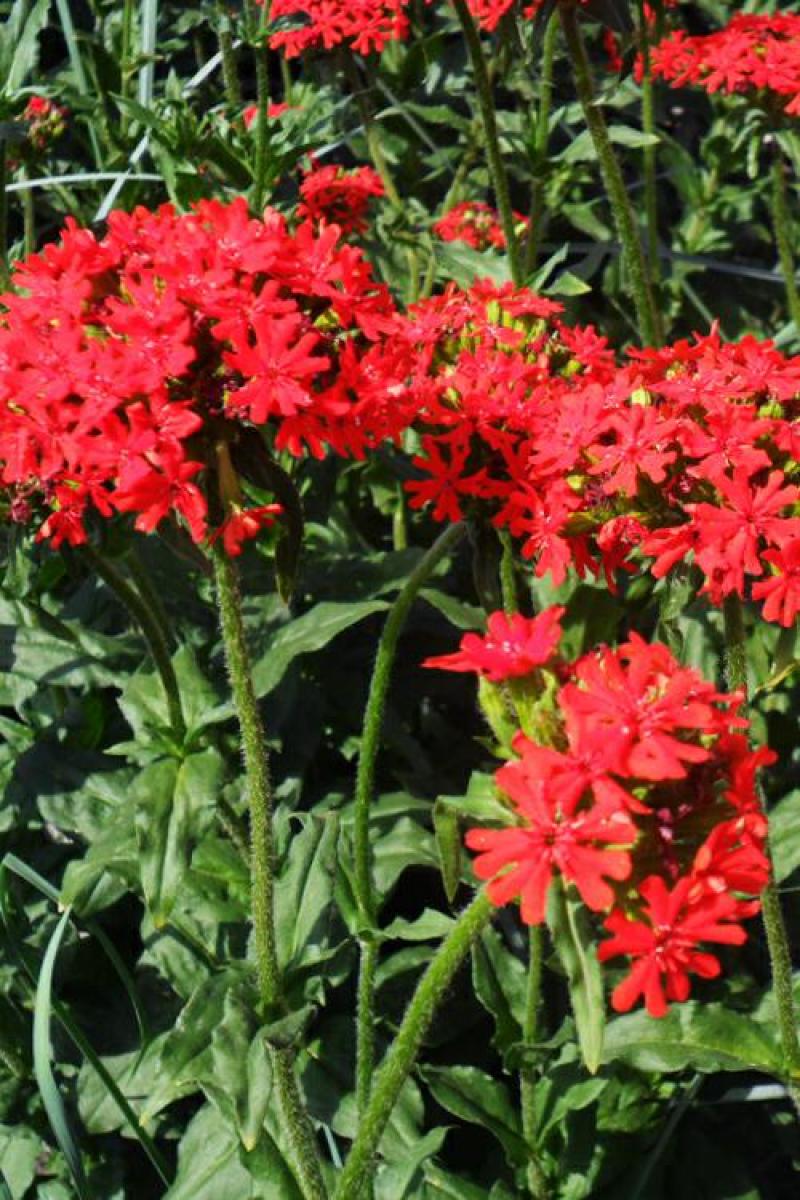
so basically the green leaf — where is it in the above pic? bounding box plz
[141,970,242,1122]
[33,909,89,1199]
[436,772,512,828]
[3,0,50,94]
[0,1126,40,1199]
[376,1127,448,1200]
[420,1065,528,1166]
[162,1105,267,1200]
[422,1166,491,1199]
[382,909,455,941]
[548,884,605,1073]
[471,926,527,1057]
[432,802,462,904]
[275,812,339,983]
[134,749,223,925]
[767,791,800,883]
[603,1002,783,1075]
[251,601,389,697]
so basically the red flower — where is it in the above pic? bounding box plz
[466,771,636,925]
[599,876,748,1018]
[423,607,564,681]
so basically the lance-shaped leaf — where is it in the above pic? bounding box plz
[548,882,605,1074]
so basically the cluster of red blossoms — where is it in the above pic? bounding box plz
[0,198,401,553]
[267,0,554,57]
[426,609,772,1017]
[433,201,528,252]
[386,283,800,626]
[298,163,385,236]
[650,14,800,117]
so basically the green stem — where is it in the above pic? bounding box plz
[212,546,327,1198]
[524,8,559,276]
[722,595,800,1116]
[499,530,517,616]
[521,925,549,1199]
[343,51,401,208]
[336,892,494,1199]
[248,0,272,212]
[216,0,242,108]
[273,1048,329,1200]
[120,0,135,134]
[770,147,800,339]
[354,522,465,1117]
[451,0,523,285]
[0,140,8,288]
[81,544,186,742]
[638,0,660,287]
[212,545,279,1009]
[559,2,662,345]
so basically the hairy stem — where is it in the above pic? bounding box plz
[451,0,523,284]
[770,147,800,340]
[560,2,662,345]
[521,925,549,1199]
[212,546,327,1198]
[343,51,401,207]
[723,595,800,1117]
[336,893,494,1199]
[354,523,465,1117]
[216,0,242,108]
[524,8,559,276]
[81,544,186,742]
[248,0,272,212]
[638,0,660,287]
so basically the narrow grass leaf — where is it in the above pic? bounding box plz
[137,0,158,108]
[33,908,89,1198]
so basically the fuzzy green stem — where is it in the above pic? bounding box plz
[212,546,327,1197]
[521,925,549,1199]
[0,140,9,289]
[499,530,517,616]
[216,0,242,108]
[723,595,800,1116]
[354,522,465,1117]
[248,0,272,212]
[273,1048,328,1200]
[560,2,661,345]
[451,0,523,285]
[120,0,135,134]
[638,0,660,287]
[343,51,401,207]
[524,8,559,276]
[336,892,494,1199]
[212,545,279,1010]
[81,544,186,742]
[770,148,800,339]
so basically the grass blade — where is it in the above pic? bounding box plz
[53,0,103,167]
[137,0,158,109]
[33,908,89,1199]
[3,853,150,1048]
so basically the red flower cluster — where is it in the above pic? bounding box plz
[428,613,771,1016]
[0,199,401,550]
[269,0,410,56]
[385,288,800,624]
[298,162,385,236]
[650,14,800,116]
[433,201,528,252]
